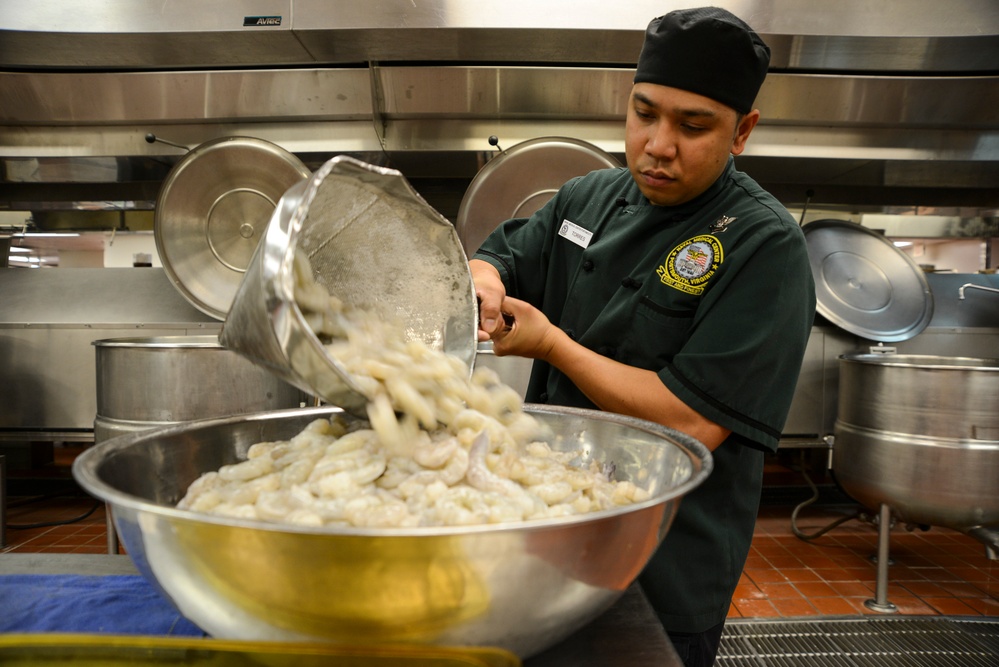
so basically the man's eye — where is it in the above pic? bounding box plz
[682,124,707,133]
[634,108,654,119]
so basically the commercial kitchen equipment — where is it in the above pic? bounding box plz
[0,0,999,656]
[2,0,996,447]
[2,0,998,618]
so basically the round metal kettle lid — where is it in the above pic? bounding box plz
[154,136,311,320]
[455,137,621,254]
[803,218,934,342]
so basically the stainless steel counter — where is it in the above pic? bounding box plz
[0,553,683,666]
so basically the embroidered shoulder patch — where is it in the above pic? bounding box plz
[656,235,724,295]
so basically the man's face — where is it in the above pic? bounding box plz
[625,83,758,206]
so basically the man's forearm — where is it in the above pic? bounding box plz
[543,329,730,450]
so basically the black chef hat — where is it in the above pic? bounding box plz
[634,6,770,114]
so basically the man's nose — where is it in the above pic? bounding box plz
[646,124,678,160]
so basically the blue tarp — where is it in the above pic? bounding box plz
[0,574,205,636]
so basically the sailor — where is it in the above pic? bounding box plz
[470,7,816,665]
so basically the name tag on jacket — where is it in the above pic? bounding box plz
[558,219,593,249]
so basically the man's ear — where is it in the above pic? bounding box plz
[731,109,760,156]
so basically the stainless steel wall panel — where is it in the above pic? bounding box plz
[923,273,999,329]
[379,122,999,174]
[376,69,999,128]
[1,70,373,126]
[882,162,999,190]
[781,330,826,437]
[6,68,995,136]
[767,34,999,73]
[375,67,630,121]
[379,119,625,165]
[0,267,217,328]
[892,329,999,360]
[0,268,222,432]
[0,268,215,325]
[745,125,999,162]
[860,215,999,241]
[0,325,219,432]
[0,121,384,161]
[757,75,999,129]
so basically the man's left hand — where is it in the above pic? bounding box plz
[488,297,561,361]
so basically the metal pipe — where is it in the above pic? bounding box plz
[958,283,999,299]
[0,454,6,548]
[965,526,999,560]
[865,503,899,614]
[106,504,119,555]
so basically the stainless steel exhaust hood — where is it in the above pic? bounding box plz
[1,0,998,223]
[3,0,997,72]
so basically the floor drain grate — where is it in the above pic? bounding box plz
[717,617,999,667]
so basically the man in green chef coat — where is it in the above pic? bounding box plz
[470,7,816,666]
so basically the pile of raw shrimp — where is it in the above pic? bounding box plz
[177,254,649,528]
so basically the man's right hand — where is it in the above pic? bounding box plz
[469,259,506,342]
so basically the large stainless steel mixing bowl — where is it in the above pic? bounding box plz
[72,405,711,658]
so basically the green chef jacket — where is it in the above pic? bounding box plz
[473,157,817,633]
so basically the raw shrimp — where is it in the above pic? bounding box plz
[176,251,651,528]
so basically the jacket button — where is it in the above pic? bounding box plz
[538,392,549,403]
[582,260,594,271]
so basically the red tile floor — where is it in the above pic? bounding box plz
[734,504,999,619]
[3,445,998,621]
[3,492,111,555]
